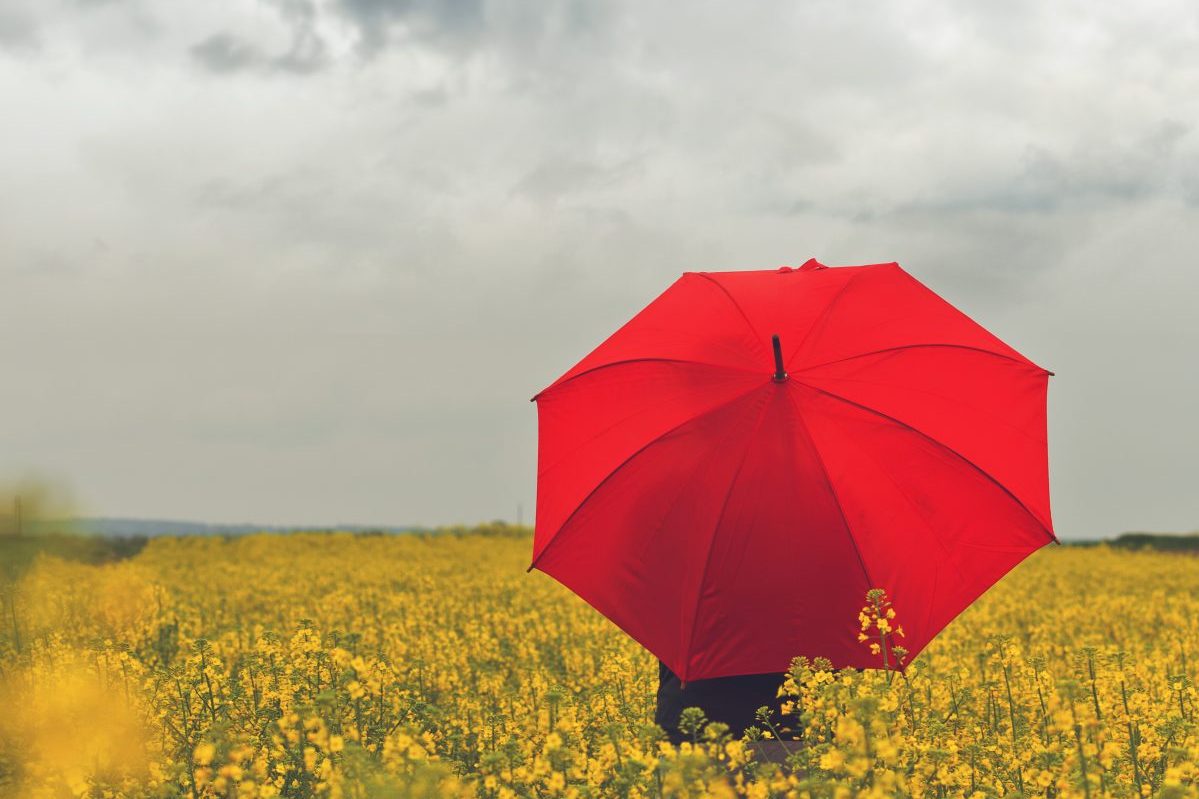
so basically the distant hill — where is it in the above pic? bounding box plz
[63,517,432,538]
[0,520,530,582]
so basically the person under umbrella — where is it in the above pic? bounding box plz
[529,258,1055,744]
[653,659,797,744]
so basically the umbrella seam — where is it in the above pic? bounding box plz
[911,542,1050,668]
[795,380,1057,543]
[796,343,1050,376]
[797,373,1047,446]
[785,271,866,366]
[888,264,1053,374]
[527,382,771,572]
[809,400,966,649]
[821,406,958,565]
[531,357,759,403]
[536,374,763,479]
[690,272,770,361]
[679,386,775,683]
[537,386,775,681]
[784,386,878,602]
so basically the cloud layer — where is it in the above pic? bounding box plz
[2,0,1197,536]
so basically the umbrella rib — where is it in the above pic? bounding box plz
[690,272,769,359]
[796,374,1046,447]
[784,387,878,599]
[797,343,1048,375]
[527,382,770,573]
[536,382,749,479]
[795,380,1057,543]
[785,271,866,366]
[679,387,774,683]
[531,357,758,402]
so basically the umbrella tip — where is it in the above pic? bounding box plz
[771,334,787,382]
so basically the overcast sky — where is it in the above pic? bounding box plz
[1,0,1197,538]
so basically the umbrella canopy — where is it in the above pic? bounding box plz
[529,258,1055,682]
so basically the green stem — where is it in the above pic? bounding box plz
[1070,697,1092,799]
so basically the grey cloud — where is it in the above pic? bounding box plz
[0,6,38,51]
[184,0,617,80]
[3,0,1199,536]
[190,29,327,75]
[190,0,328,75]
[888,122,1193,218]
[512,157,645,205]
[331,0,618,65]
[191,32,263,73]
[272,0,319,24]
[272,28,326,73]
[336,0,485,54]
[267,0,328,73]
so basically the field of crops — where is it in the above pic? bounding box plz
[1,528,1198,798]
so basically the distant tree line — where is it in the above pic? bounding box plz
[1109,531,1199,551]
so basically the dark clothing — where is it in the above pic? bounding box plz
[654,660,799,744]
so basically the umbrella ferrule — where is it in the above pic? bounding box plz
[771,334,788,382]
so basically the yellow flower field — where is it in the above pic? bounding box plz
[1,527,1197,798]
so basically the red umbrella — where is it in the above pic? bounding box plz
[529,258,1055,682]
